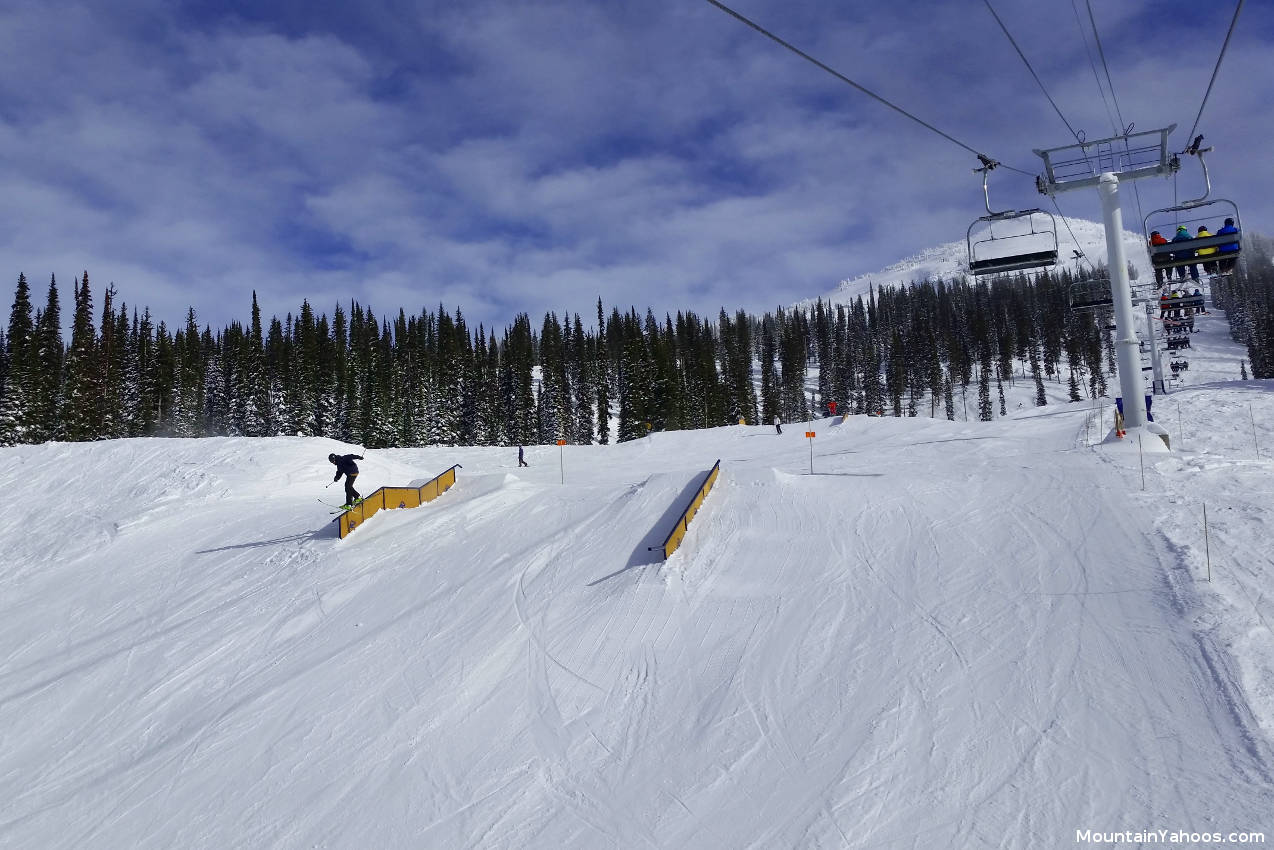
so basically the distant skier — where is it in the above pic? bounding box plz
[773,415,782,435]
[328,452,364,508]
[518,445,528,467]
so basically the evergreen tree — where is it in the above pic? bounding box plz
[758,315,779,425]
[60,272,100,440]
[977,355,993,422]
[1030,343,1047,407]
[595,300,611,443]
[572,314,594,444]
[28,276,62,441]
[137,308,159,435]
[240,292,269,437]
[503,313,536,444]
[0,274,35,444]
[96,284,125,438]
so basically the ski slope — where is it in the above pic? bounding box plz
[2,316,1273,848]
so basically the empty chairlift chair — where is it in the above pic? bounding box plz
[965,158,1059,278]
[1068,278,1114,312]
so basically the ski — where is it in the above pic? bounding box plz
[319,497,364,513]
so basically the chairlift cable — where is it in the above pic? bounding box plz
[702,0,1035,176]
[1084,0,1147,230]
[1084,1,1127,133]
[1071,0,1119,137]
[1049,196,1096,274]
[983,0,1082,144]
[1186,0,1244,143]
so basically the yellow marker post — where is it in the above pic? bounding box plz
[805,431,816,474]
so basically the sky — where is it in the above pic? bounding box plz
[1,0,1271,336]
[2,311,1273,846]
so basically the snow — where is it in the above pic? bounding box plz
[2,315,1273,847]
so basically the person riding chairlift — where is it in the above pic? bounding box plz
[1216,217,1240,275]
[1170,225,1200,282]
[1196,225,1218,275]
[1149,230,1170,285]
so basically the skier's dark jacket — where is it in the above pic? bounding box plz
[331,454,363,481]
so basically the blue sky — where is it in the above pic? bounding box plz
[1,0,1269,335]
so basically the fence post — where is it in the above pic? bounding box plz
[1203,502,1212,582]
[1138,433,1145,490]
[1251,402,1260,460]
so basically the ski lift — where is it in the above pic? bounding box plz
[1144,138,1242,277]
[1068,278,1113,311]
[966,158,1059,277]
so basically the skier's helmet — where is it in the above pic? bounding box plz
[328,453,337,463]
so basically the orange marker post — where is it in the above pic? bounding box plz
[557,439,567,484]
[805,431,816,474]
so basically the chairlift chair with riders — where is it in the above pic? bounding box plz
[966,157,1059,277]
[1144,136,1242,278]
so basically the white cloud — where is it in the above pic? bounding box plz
[0,0,1270,336]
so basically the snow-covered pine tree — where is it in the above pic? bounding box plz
[60,272,100,441]
[96,284,125,439]
[202,328,227,436]
[0,273,35,445]
[571,314,594,444]
[617,311,653,442]
[240,293,269,437]
[504,313,536,446]
[1030,343,1047,407]
[136,308,159,435]
[977,354,993,422]
[176,308,206,437]
[758,314,779,426]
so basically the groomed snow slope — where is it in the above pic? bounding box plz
[2,328,1273,847]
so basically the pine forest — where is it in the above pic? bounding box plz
[2,245,1273,449]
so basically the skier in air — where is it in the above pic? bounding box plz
[329,452,364,508]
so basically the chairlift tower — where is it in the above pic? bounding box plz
[1035,126,1177,434]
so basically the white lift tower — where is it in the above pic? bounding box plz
[1035,126,1177,438]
